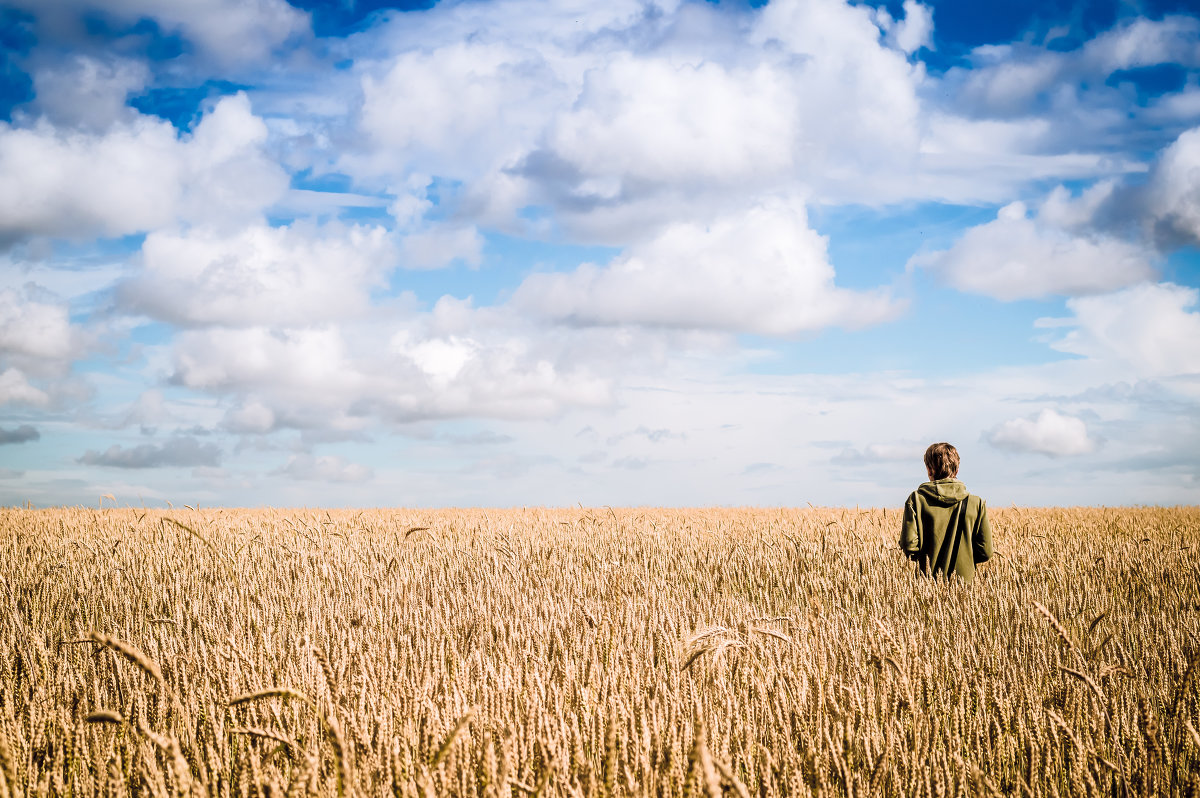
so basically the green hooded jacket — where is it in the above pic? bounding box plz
[899,479,993,584]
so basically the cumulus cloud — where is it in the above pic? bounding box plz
[400,225,483,270]
[914,199,1156,300]
[945,15,1200,121]
[6,0,1200,507]
[986,409,1097,457]
[877,1,934,55]
[751,0,924,162]
[334,0,1167,240]
[0,287,73,360]
[832,442,926,465]
[78,436,222,468]
[31,55,149,131]
[359,41,563,178]
[168,304,615,430]
[0,424,39,444]
[172,326,361,401]
[223,400,277,435]
[0,287,77,408]
[347,0,1058,235]
[1038,282,1200,378]
[274,454,373,483]
[122,221,395,327]
[0,93,287,246]
[1082,15,1200,74]
[0,368,49,406]
[917,122,1200,301]
[514,198,901,335]
[1145,126,1200,248]
[8,0,309,63]
[542,56,798,190]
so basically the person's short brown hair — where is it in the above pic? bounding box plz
[924,442,960,480]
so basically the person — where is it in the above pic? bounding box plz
[899,442,992,584]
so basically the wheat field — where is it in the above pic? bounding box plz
[2,505,1198,797]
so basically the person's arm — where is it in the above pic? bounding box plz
[899,493,920,560]
[973,499,993,564]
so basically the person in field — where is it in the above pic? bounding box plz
[899,442,993,584]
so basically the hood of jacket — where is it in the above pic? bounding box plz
[917,478,970,506]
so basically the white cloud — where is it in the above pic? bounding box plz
[832,442,927,465]
[400,225,483,270]
[1081,15,1200,73]
[0,287,73,360]
[173,326,361,398]
[120,389,169,432]
[123,221,395,326]
[1039,282,1200,377]
[0,117,181,243]
[0,286,84,409]
[274,454,373,483]
[223,400,277,434]
[169,307,616,430]
[1037,181,1119,231]
[1145,126,1200,247]
[543,55,797,189]
[0,368,49,406]
[174,94,291,227]
[334,0,1166,237]
[527,0,929,219]
[345,0,989,234]
[0,93,288,245]
[358,41,563,178]
[10,0,310,63]
[914,199,1156,300]
[948,47,1067,119]
[514,198,901,335]
[391,333,476,387]
[31,55,149,131]
[945,16,1200,121]
[986,408,1097,457]
[752,0,924,165]
[879,1,934,55]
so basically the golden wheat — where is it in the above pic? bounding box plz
[1,505,1198,795]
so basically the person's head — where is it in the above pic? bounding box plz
[924,442,960,481]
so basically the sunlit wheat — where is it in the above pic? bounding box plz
[1,505,1197,795]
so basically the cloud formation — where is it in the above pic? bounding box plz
[986,409,1097,457]
[1039,282,1200,378]
[832,443,926,465]
[78,437,222,468]
[122,221,395,327]
[1,0,1199,507]
[914,200,1156,300]
[0,93,286,246]
[917,123,1200,301]
[0,287,78,408]
[274,454,373,484]
[6,0,309,64]
[0,424,39,444]
[515,199,901,335]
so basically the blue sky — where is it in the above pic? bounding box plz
[1,0,1199,508]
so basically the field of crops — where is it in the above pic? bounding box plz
[2,505,1199,797]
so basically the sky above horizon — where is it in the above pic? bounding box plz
[1,0,1199,508]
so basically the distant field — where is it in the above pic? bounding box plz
[2,506,1199,796]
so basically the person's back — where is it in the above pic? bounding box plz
[899,442,993,584]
